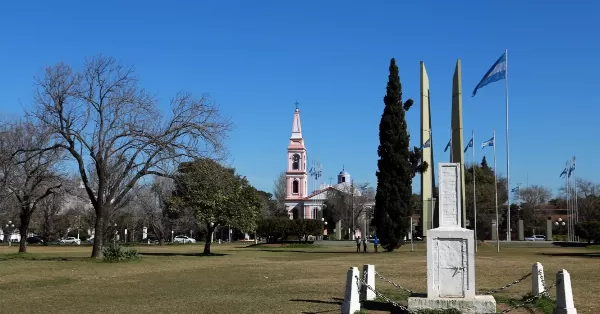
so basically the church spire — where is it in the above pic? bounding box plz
[290,102,303,140]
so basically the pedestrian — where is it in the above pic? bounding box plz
[373,235,379,253]
[362,237,367,253]
[356,236,361,253]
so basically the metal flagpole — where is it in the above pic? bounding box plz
[473,128,478,253]
[493,129,499,253]
[565,160,570,242]
[504,48,511,242]
[573,156,578,242]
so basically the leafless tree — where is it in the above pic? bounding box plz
[138,177,174,245]
[519,185,553,228]
[272,171,287,211]
[560,179,600,222]
[0,121,63,252]
[29,55,231,258]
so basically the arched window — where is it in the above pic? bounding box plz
[292,154,300,170]
[292,180,299,194]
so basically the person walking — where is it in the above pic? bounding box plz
[362,237,367,253]
[373,235,379,253]
[356,236,361,253]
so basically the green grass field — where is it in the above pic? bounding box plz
[0,242,596,314]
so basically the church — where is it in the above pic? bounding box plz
[283,106,373,224]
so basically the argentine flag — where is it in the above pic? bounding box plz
[422,139,431,149]
[464,138,473,153]
[472,52,507,97]
[481,137,494,149]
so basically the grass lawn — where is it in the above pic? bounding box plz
[0,242,596,314]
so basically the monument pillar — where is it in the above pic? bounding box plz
[408,163,496,313]
[451,60,467,228]
[518,219,525,241]
[546,218,553,241]
[420,61,434,237]
[335,220,342,240]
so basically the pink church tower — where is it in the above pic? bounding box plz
[284,106,308,218]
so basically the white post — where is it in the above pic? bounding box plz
[342,267,361,314]
[555,269,577,314]
[532,262,545,295]
[361,264,376,301]
[410,217,414,252]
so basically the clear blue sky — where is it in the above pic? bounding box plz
[1,1,599,197]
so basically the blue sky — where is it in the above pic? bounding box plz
[1,1,598,197]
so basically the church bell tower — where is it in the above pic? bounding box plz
[285,104,308,217]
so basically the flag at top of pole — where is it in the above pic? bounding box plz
[472,52,507,97]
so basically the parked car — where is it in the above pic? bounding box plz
[524,235,546,241]
[60,237,81,245]
[26,236,44,244]
[173,235,196,244]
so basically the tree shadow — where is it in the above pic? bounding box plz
[290,298,343,314]
[361,300,409,314]
[551,241,589,248]
[537,252,600,258]
[256,249,367,254]
[0,255,89,262]
[139,252,228,257]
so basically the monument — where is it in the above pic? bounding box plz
[420,61,435,236]
[451,60,467,228]
[408,163,496,313]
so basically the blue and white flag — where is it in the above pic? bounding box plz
[481,137,494,149]
[568,163,575,178]
[472,52,507,97]
[422,139,431,149]
[444,139,451,152]
[559,167,567,178]
[464,138,473,153]
[511,186,520,193]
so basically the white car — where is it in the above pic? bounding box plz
[524,235,546,241]
[60,237,81,245]
[173,235,196,244]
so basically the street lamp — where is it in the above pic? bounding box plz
[5,221,14,246]
[113,223,117,248]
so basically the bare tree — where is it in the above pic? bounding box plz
[0,121,62,252]
[272,171,287,212]
[570,179,600,222]
[29,55,231,258]
[138,176,175,245]
[519,185,552,228]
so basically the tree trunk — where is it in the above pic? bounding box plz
[91,211,104,258]
[18,207,32,253]
[203,224,215,255]
[159,238,164,246]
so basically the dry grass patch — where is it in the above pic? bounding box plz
[0,243,595,313]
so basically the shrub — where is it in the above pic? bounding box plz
[102,244,139,262]
[257,218,323,243]
[575,221,600,243]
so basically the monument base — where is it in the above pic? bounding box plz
[408,295,496,314]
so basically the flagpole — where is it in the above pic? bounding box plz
[565,160,570,242]
[472,128,478,253]
[493,129,499,253]
[504,48,512,242]
[574,156,578,242]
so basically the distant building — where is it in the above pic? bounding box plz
[283,107,374,223]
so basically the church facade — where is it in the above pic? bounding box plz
[283,107,372,222]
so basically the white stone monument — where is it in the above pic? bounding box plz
[408,163,496,314]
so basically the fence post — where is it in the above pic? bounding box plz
[532,262,545,295]
[342,267,360,314]
[555,269,576,314]
[360,264,376,301]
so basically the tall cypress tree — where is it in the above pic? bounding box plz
[373,58,425,251]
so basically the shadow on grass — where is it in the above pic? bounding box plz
[362,300,409,314]
[290,298,342,314]
[537,252,600,258]
[550,241,588,248]
[255,249,373,254]
[138,252,228,257]
[0,254,90,262]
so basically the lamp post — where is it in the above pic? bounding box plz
[321,218,328,240]
[113,223,117,248]
[5,221,14,246]
[555,218,567,240]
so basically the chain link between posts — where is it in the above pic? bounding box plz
[355,268,558,314]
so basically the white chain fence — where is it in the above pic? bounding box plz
[356,268,558,314]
